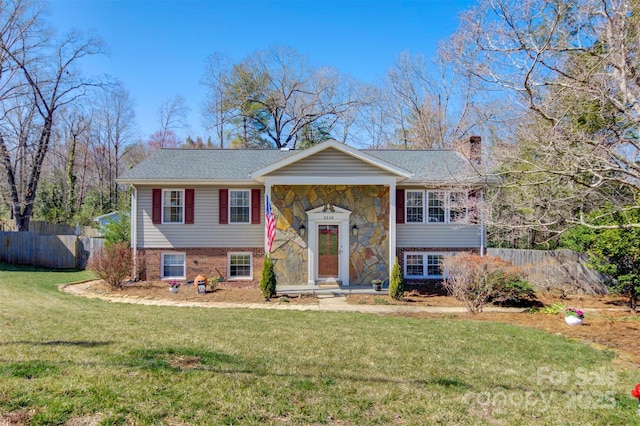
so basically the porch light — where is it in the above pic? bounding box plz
[299,224,306,238]
[351,224,358,237]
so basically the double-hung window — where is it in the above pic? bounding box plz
[406,191,424,223]
[405,190,468,224]
[449,192,468,223]
[427,192,446,223]
[404,253,444,278]
[163,190,184,223]
[405,254,424,276]
[228,253,252,279]
[161,252,186,279]
[230,190,250,224]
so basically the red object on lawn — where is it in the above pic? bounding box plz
[632,384,640,399]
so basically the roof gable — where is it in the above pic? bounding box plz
[251,139,411,182]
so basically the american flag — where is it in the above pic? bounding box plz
[265,194,276,253]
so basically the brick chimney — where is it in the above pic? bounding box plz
[469,136,481,164]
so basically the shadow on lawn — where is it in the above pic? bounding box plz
[119,346,480,391]
[0,340,113,347]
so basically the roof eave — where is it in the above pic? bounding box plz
[116,178,257,186]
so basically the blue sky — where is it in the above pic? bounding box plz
[48,0,476,142]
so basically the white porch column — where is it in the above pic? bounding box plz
[389,180,397,275]
[264,179,272,254]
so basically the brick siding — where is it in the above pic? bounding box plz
[396,247,479,286]
[139,247,265,287]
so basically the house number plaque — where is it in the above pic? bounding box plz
[323,215,334,220]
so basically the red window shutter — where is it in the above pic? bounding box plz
[219,189,228,224]
[396,188,405,224]
[251,189,261,224]
[185,188,194,224]
[152,188,162,224]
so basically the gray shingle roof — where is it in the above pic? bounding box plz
[363,149,482,183]
[119,149,297,182]
[118,146,488,185]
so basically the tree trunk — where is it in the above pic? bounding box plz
[66,135,78,216]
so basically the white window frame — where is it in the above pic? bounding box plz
[228,252,253,280]
[229,189,251,224]
[405,190,424,223]
[404,252,447,279]
[448,191,469,224]
[404,190,468,224]
[405,253,424,277]
[427,191,446,223]
[161,252,186,280]
[162,189,185,224]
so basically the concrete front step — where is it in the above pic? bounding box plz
[276,284,388,295]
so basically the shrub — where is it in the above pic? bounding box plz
[101,213,130,247]
[388,257,404,300]
[441,253,531,313]
[88,242,132,289]
[260,255,277,300]
[487,271,535,306]
[536,302,566,315]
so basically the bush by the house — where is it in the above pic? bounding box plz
[388,257,404,300]
[487,271,535,306]
[101,213,130,247]
[260,256,277,300]
[441,253,532,313]
[87,242,132,289]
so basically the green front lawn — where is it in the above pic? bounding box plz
[0,263,638,425]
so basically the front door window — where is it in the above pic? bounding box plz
[318,224,339,278]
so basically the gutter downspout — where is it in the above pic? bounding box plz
[131,185,138,279]
[479,189,485,256]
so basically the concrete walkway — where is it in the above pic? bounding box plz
[61,281,525,314]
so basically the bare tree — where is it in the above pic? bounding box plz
[450,0,640,230]
[91,82,137,210]
[58,105,91,218]
[147,94,188,151]
[203,46,361,149]
[0,0,105,231]
[377,51,491,149]
[201,52,233,149]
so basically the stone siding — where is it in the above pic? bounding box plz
[271,185,389,285]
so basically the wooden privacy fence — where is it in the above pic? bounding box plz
[0,219,98,236]
[487,248,609,295]
[0,231,104,269]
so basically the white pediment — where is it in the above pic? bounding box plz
[306,204,352,219]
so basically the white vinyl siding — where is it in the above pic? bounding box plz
[396,223,482,248]
[137,186,263,248]
[228,252,252,279]
[404,252,444,279]
[267,148,396,177]
[161,252,186,279]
